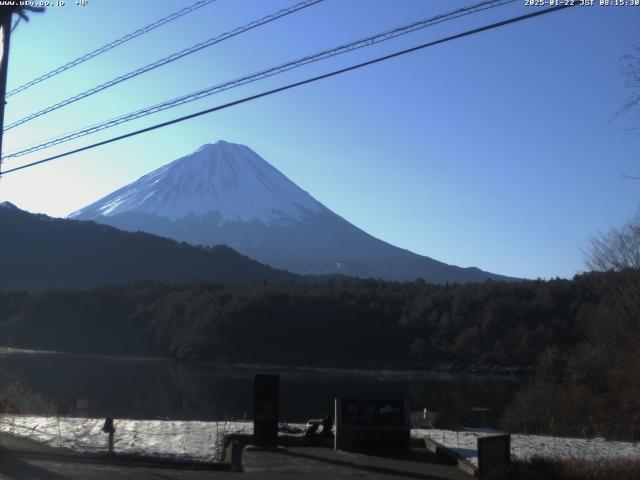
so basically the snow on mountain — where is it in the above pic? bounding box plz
[70,140,513,283]
[69,141,324,225]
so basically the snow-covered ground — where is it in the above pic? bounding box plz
[0,415,256,462]
[2,415,639,466]
[413,428,640,467]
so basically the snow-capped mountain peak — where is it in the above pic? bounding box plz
[69,140,325,225]
[69,140,512,283]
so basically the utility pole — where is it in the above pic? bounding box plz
[0,7,13,177]
[0,6,44,177]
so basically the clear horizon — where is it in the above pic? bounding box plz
[0,0,638,280]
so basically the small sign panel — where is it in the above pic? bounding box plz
[335,398,410,453]
[342,399,405,426]
[76,398,89,418]
[478,434,511,478]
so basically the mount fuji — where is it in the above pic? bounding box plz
[70,141,511,283]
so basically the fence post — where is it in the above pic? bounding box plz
[230,439,242,472]
[108,430,114,455]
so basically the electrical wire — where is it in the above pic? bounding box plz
[3,0,515,159]
[4,0,323,131]
[6,0,218,98]
[0,4,576,177]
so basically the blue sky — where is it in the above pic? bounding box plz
[0,0,638,279]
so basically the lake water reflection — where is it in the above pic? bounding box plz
[0,349,527,428]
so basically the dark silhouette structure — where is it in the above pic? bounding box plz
[0,5,44,172]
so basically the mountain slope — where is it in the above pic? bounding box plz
[0,202,295,291]
[74,141,326,224]
[70,141,513,283]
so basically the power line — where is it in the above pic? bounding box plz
[5,0,218,98]
[3,0,515,159]
[4,0,323,131]
[1,4,575,177]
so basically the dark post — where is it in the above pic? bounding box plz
[102,417,116,455]
[478,434,511,478]
[253,374,279,447]
[0,7,12,174]
[230,439,243,472]
[108,430,114,455]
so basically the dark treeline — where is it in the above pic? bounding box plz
[0,272,620,370]
[503,268,640,440]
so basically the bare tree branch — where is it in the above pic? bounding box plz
[586,216,640,272]
[619,172,640,181]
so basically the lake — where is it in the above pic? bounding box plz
[0,349,527,429]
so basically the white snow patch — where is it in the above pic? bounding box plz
[0,415,254,462]
[412,429,640,467]
[3,416,640,466]
[69,141,326,224]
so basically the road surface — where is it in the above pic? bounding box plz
[0,433,469,479]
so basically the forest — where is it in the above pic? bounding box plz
[0,271,618,370]
[1,257,639,440]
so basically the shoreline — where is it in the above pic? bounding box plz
[0,346,531,378]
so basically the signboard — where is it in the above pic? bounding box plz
[478,434,511,478]
[335,398,410,453]
[76,399,89,418]
[342,399,405,426]
[253,374,279,447]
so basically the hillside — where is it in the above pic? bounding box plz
[0,202,296,290]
